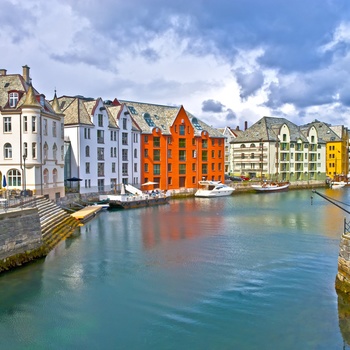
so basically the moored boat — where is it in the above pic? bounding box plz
[251,181,290,192]
[195,180,235,197]
[330,181,346,189]
[100,184,170,209]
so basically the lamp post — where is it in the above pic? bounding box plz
[23,154,27,196]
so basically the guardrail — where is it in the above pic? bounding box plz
[0,196,38,213]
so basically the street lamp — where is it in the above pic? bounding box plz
[23,154,27,196]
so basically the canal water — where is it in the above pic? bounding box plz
[1,188,350,349]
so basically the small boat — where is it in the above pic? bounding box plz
[330,181,346,189]
[251,181,290,192]
[195,180,235,197]
[100,184,170,209]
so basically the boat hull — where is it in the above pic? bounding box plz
[108,196,170,209]
[195,189,234,197]
[251,183,290,192]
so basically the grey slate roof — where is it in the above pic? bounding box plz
[300,120,340,142]
[232,116,308,143]
[119,99,225,138]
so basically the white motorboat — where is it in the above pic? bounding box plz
[195,180,235,197]
[330,181,346,189]
[251,181,290,192]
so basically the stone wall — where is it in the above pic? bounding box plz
[336,233,350,294]
[0,208,47,271]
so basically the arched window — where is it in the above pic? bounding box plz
[43,168,49,188]
[53,143,57,160]
[134,148,137,158]
[52,168,57,187]
[4,143,12,159]
[85,145,90,157]
[240,144,246,148]
[8,169,21,186]
[250,143,256,148]
[43,142,48,160]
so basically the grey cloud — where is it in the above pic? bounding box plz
[226,109,237,121]
[235,70,264,99]
[202,99,225,113]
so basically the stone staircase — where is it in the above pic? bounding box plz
[23,196,80,251]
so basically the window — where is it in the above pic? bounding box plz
[23,116,28,132]
[43,119,48,135]
[53,169,57,187]
[52,121,57,137]
[98,179,104,192]
[4,117,11,132]
[86,145,90,157]
[153,149,160,161]
[202,164,208,174]
[192,163,196,171]
[122,163,128,175]
[23,142,28,157]
[144,163,149,172]
[32,116,37,132]
[134,149,137,158]
[179,125,185,135]
[32,142,37,159]
[134,163,138,172]
[98,163,104,176]
[61,145,64,161]
[97,130,104,143]
[212,163,215,171]
[43,142,48,160]
[43,168,49,188]
[53,143,57,160]
[153,137,160,147]
[123,118,127,130]
[202,150,208,161]
[144,135,148,143]
[85,162,90,174]
[168,150,172,158]
[192,150,197,158]
[9,92,19,107]
[122,133,128,145]
[112,162,116,173]
[211,139,215,146]
[168,163,172,172]
[4,143,12,159]
[211,150,215,158]
[179,138,186,148]
[61,123,64,139]
[179,150,186,161]
[84,128,91,139]
[122,149,128,161]
[97,147,104,160]
[110,130,116,141]
[154,164,160,175]
[8,169,21,186]
[144,149,149,157]
[218,150,222,158]
[202,139,208,148]
[179,164,186,174]
[134,133,138,143]
[98,114,103,127]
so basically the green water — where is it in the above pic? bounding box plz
[0,188,349,349]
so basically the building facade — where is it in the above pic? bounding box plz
[58,96,141,194]
[119,100,226,190]
[0,66,65,200]
[231,117,327,182]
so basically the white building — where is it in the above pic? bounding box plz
[58,96,141,194]
[0,66,65,200]
[231,117,327,182]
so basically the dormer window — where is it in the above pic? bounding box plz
[9,92,18,107]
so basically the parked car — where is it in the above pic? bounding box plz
[240,176,250,181]
[230,176,243,182]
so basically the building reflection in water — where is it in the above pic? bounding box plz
[337,290,350,348]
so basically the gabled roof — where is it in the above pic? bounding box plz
[232,116,308,143]
[119,99,224,138]
[0,71,57,115]
[57,96,94,125]
[300,120,341,142]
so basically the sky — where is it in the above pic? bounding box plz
[2,0,350,129]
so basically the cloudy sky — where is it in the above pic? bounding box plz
[2,0,350,129]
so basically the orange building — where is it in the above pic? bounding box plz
[118,100,225,190]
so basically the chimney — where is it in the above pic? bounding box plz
[244,121,248,130]
[236,126,240,131]
[0,69,7,76]
[22,65,30,84]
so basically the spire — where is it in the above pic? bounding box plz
[51,90,62,114]
[22,84,41,108]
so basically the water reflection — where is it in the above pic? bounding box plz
[338,290,350,348]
